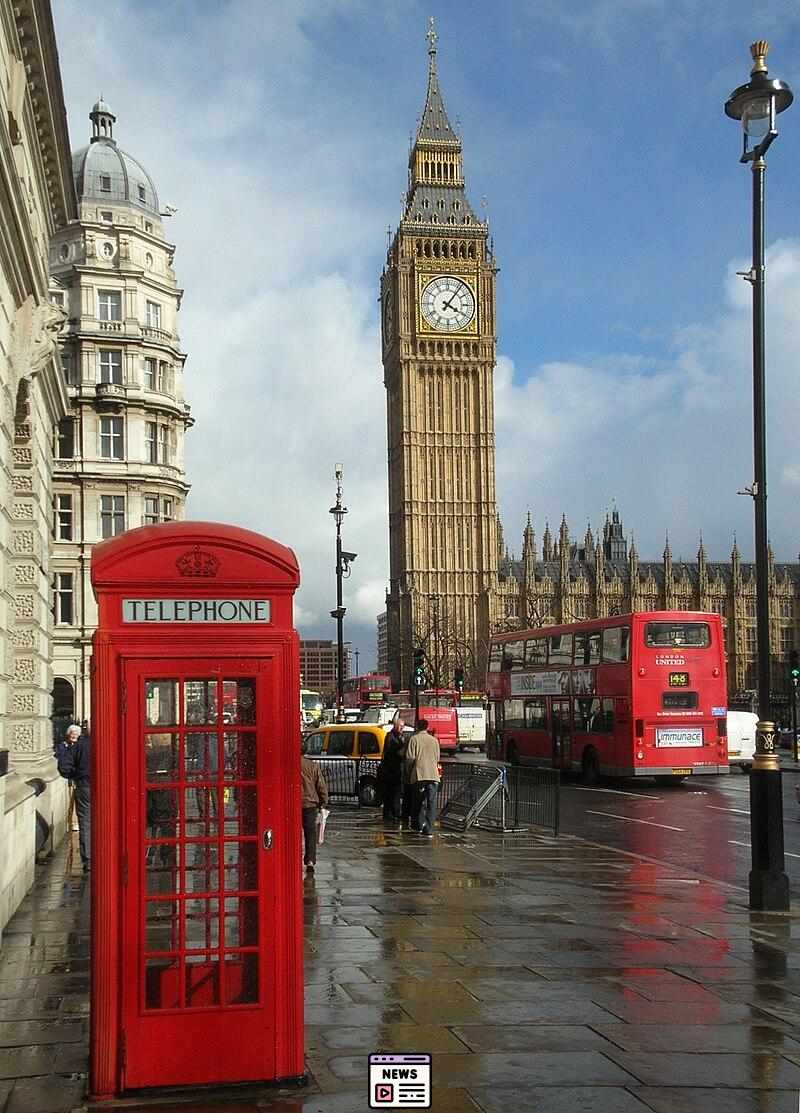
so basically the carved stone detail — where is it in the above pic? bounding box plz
[13,564,37,585]
[13,446,32,466]
[11,473,33,493]
[8,627,35,648]
[13,657,36,683]
[12,692,36,715]
[12,723,35,751]
[13,530,36,554]
[12,593,35,619]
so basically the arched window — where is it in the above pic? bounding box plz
[51,677,76,742]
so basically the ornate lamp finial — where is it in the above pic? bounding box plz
[750,40,769,75]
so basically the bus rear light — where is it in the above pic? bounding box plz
[635,718,644,740]
[712,667,720,677]
[637,751,644,760]
[638,667,646,676]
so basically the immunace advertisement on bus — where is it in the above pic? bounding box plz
[510,669,596,697]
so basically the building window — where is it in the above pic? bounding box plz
[158,424,170,464]
[53,572,74,625]
[144,495,159,525]
[100,416,124,459]
[98,289,122,321]
[101,210,113,223]
[146,300,161,329]
[60,351,76,386]
[780,599,794,619]
[158,361,173,394]
[162,497,174,521]
[98,349,123,384]
[138,184,146,202]
[145,220,153,233]
[50,291,64,307]
[101,494,126,538]
[56,418,75,459]
[99,174,111,192]
[53,494,73,541]
[145,421,157,464]
[780,628,794,657]
[144,357,156,389]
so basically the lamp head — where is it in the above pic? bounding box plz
[725,41,793,161]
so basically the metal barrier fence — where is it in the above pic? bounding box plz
[438,762,559,835]
[308,757,381,807]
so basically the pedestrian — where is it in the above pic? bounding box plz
[404,718,440,837]
[379,715,406,823]
[56,723,91,872]
[300,740,329,873]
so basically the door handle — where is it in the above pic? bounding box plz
[262,828,273,851]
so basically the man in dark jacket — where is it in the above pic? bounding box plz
[300,742,329,872]
[56,724,91,872]
[379,716,406,823]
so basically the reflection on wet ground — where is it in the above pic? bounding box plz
[4,813,800,1110]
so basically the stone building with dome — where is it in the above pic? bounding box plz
[494,508,800,706]
[48,99,192,725]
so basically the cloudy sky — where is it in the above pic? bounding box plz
[54,1,800,668]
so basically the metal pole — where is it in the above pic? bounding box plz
[792,678,798,764]
[336,524,344,721]
[355,649,360,676]
[432,595,440,698]
[747,151,789,911]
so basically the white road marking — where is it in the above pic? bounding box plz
[571,787,662,801]
[586,810,684,832]
[730,839,800,860]
[707,805,751,816]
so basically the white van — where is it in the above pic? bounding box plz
[727,710,758,771]
[456,706,487,751]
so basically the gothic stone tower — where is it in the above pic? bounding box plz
[381,21,499,689]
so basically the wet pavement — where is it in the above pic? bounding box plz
[3,812,800,1111]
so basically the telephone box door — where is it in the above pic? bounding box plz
[122,657,279,1088]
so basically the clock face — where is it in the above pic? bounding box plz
[421,275,475,332]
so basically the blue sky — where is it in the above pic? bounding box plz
[54,1,800,667]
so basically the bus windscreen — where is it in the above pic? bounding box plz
[644,622,710,648]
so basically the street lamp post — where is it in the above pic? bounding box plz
[725,41,793,911]
[329,465,357,724]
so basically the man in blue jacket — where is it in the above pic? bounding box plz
[57,724,90,872]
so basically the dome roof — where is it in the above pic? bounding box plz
[72,141,159,214]
[72,101,159,214]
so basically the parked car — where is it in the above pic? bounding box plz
[727,710,758,772]
[303,723,386,805]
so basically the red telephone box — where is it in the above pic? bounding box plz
[89,522,304,1099]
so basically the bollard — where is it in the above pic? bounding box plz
[748,720,790,911]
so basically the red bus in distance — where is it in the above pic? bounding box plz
[342,673,392,709]
[486,611,728,784]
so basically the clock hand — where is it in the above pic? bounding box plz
[442,295,458,312]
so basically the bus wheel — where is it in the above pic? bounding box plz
[358,777,379,807]
[581,748,600,785]
[506,741,520,766]
[654,775,686,786]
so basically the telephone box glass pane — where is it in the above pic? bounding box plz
[145,899,178,952]
[184,899,220,950]
[145,732,178,782]
[222,678,256,725]
[223,842,258,891]
[185,954,220,1007]
[145,957,180,1009]
[223,731,257,780]
[145,680,178,726]
[146,789,178,838]
[224,952,259,1005]
[183,842,220,894]
[223,787,257,835]
[224,896,258,947]
[184,732,219,780]
[185,679,218,725]
[145,843,180,894]
[185,787,219,837]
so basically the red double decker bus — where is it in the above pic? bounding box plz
[342,673,392,709]
[487,611,728,784]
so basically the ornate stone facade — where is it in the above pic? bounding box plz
[381,22,500,690]
[49,100,192,724]
[0,0,76,937]
[495,508,800,703]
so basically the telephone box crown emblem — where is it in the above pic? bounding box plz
[176,546,220,577]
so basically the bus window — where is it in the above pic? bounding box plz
[549,633,572,664]
[503,698,525,729]
[602,626,630,663]
[645,622,710,648]
[501,640,525,671]
[524,698,547,729]
[662,691,699,710]
[574,630,601,665]
[574,698,614,733]
[525,638,547,666]
[488,643,503,673]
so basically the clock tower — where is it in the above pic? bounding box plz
[381,20,500,690]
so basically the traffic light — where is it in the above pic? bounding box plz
[413,647,426,688]
[454,666,465,693]
[790,649,800,687]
